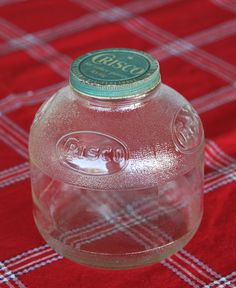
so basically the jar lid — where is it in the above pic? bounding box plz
[70,48,161,99]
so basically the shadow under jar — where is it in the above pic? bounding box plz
[29,48,204,269]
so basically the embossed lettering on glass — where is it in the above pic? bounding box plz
[172,105,203,153]
[56,132,128,175]
[29,48,205,269]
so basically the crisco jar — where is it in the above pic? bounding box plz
[29,48,204,269]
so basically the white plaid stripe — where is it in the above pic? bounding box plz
[0,117,28,159]
[205,163,236,183]
[0,99,235,286]
[0,176,234,286]
[1,116,28,140]
[0,170,229,280]
[191,84,236,114]
[211,0,236,13]
[0,262,26,288]
[204,140,236,192]
[0,1,235,286]
[204,166,236,193]
[0,195,206,286]
[203,270,236,288]
[0,18,71,78]
[123,0,179,14]
[162,260,201,288]
[84,185,211,286]
[0,14,235,115]
[209,157,236,180]
[0,15,103,55]
[205,143,236,173]
[208,139,235,164]
[0,0,235,88]
[0,81,66,114]
[54,177,234,287]
[206,138,236,167]
[0,0,25,7]
[2,245,49,266]
[0,163,28,179]
[1,11,235,65]
[0,170,30,188]
[72,0,131,19]
[0,153,234,286]
[0,120,29,288]
[0,134,28,159]
[4,249,54,274]
[60,192,153,249]
[1,9,235,64]
[0,136,234,286]
[205,141,233,171]
[167,258,206,287]
[0,162,29,188]
[64,188,219,284]
[0,245,62,284]
[0,96,234,282]
[0,0,176,56]
[64,196,190,247]
[14,255,63,278]
[0,117,28,146]
[0,265,15,288]
[205,177,236,193]
[0,107,196,282]
[153,18,236,60]
[10,253,58,275]
[1,81,236,117]
[176,251,221,281]
[124,18,236,83]
[0,128,27,152]
[115,204,221,284]
[76,0,236,83]
[69,169,234,287]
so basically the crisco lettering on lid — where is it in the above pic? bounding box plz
[70,48,160,99]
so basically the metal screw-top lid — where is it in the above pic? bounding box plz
[70,48,161,99]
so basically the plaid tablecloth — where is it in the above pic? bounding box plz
[0,0,236,287]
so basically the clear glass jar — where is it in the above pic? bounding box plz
[29,48,204,269]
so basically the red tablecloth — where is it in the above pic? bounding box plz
[0,1,236,287]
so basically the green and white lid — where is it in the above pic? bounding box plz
[70,48,161,99]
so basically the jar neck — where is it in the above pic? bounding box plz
[70,83,162,112]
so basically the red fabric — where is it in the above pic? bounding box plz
[0,0,236,287]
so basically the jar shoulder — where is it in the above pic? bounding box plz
[29,84,204,189]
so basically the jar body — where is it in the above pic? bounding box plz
[29,83,204,269]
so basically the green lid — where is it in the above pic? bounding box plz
[70,48,161,99]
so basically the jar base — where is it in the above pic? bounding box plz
[34,214,202,270]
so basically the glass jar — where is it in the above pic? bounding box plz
[29,48,204,269]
